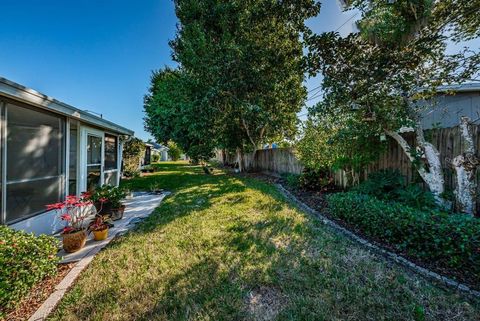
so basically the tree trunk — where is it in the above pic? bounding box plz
[386,123,445,204]
[451,117,478,215]
[235,148,244,172]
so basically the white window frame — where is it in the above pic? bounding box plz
[103,132,120,186]
[79,126,105,193]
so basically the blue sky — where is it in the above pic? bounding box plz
[0,1,356,140]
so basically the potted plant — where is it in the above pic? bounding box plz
[83,187,112,215]
[85,185,127,221]
[46,195,92,253]
[88,216,112,241]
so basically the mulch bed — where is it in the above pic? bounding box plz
[235,171,479,292]
[4,263,74,321]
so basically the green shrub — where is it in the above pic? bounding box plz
[167,141,182,161]
[281,173,301,189]
[0,226,59,311]
[299,168,334,191]
[326,192,480,281]
[354,169,404,199]
[152,154,160,162]
[354,169,436,210]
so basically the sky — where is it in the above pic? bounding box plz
[0,1,357,140]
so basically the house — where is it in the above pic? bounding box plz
[421,83,480,129]
[0,77,134,235]
[151,142,170,161]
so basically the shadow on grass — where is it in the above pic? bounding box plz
[52,163,478,321]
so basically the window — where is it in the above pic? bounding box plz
[69,121,78,195]
[86,134,102,192]
[104,134,118,170]
[0,103,4,224]
[5,103,64,223]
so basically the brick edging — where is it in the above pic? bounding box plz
[275,184,480,299]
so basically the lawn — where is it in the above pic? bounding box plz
[50,162,479,321]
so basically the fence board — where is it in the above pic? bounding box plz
[215,125,480,206]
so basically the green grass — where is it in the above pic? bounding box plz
[50,162,479,321]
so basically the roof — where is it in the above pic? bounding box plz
[145,142,168,150]
[0,77,134,136]
[435,83,480,94]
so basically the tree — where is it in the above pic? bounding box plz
[144,67,217,162]
[168,0,320,170]
[123,137,146,176]
[305,0,480,214]
[296,104,384,185]
[167,141,182,161]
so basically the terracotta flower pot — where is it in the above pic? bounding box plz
[111,205,126,221]
[93,228,109,241]
[62,230,87,253]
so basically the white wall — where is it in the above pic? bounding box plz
[10,209,64,235]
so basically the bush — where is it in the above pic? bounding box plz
[167,141,182,161]
[281,173,301,189]
[354,169,404,200]
[299,168,334,191]
[123,137,146,175]
[0,226,59,311]
[152,154,160,163]
[327,192,480,281]
[354,169,436,210]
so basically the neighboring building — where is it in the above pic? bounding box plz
[421,83,480,129]
[143,142,169,164]
[0,77,134,235]
[143,143,152,165]
[150,142,170,161]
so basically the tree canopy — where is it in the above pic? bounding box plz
[144,0,320,163]
[301,0,480,211]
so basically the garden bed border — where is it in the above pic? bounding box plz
[275,183,480,299]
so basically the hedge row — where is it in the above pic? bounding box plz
[0,225,59,311]
[326,192,480,281]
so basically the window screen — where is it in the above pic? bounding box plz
[104,134,118,170]
[5,103,64,223]
[69,121,78,195]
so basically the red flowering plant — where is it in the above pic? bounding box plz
[46,195,93,234]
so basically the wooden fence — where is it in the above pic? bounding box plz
[216,148,304,175]
[216,125,480,198]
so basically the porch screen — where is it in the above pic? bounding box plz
[104,134,118,170]
[5,103,64,223]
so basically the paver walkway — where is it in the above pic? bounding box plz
[59,192,168,263]
[29,192,168,321]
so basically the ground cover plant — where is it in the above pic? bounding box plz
[50,162,480,321]
[327,191,480,286]
[0,226,59,316]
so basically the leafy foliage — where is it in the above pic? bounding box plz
[354,169,405,200]
[296,110,385,177]
[354,169,437,210]
[304,0,480,198]
[167,141,182,161]
[123,137,146,177]
[327,192,480,283]
[87,185,127,209]
[145,0,320,163]
[281,173,301,190]
[144,68,216,162]
[299,168,335,191]
[0,226,59,312]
